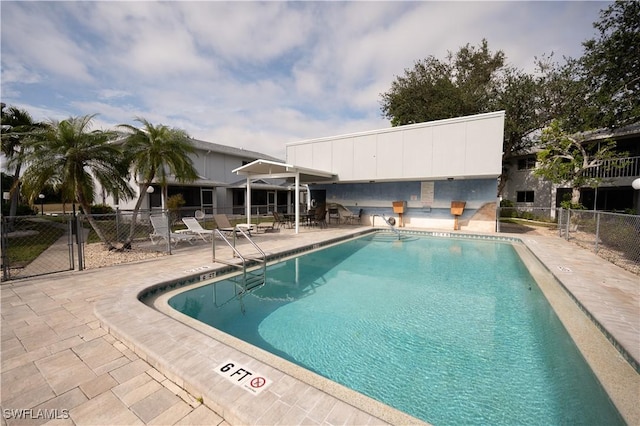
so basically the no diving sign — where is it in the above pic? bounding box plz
[215,360,272,395]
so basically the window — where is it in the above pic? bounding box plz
[516,191,534,203]
[517,157,536,170]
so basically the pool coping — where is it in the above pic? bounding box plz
[94,228,640,425]
[96,228,418,425]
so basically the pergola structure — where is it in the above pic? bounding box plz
[232,159,335,233]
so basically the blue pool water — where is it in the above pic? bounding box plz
[168,234,622,425]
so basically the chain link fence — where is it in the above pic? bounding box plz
[1,215,76,281]
[1,210,210,280]
[558,208,640,275]
[499,205,639,275]
[77,210,192,270]
[5,207,637,280]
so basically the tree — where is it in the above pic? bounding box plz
[118,117,198,246]
[380,41,575,195]
[533,120,625,205]
[380,39,505,126]
[580,0,640,128]
[16,114,134,246]
[1,104,43,225]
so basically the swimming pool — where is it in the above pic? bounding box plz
[168,233,623,425]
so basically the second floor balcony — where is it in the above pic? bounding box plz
[583,156,640,179]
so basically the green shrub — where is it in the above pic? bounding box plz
[500,199,517,217]
[1,202,38,216]
[560,200,585,210]
[520,211,535,220]
[89,204,115,215]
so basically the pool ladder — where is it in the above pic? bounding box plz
[212,227,266,294]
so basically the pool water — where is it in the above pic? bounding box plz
[168,234,623,425]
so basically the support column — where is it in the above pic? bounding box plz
[294,173,300,234]
[246,178,252,225]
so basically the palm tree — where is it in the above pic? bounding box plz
[118,117,198,246]
[1,105,43,227]
[17,114,134,246]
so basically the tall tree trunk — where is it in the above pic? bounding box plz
[497,172,508,197]
[124,183,150,249]
[571,187,581,205]
[77,199,114,250]
[9,163,21,218]
[6,163,22,231]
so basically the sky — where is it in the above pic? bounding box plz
[1,1,611,160]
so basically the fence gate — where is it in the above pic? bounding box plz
[1,215,76,281]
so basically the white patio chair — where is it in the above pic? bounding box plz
[182,217,214,241]
[149,215,196,247]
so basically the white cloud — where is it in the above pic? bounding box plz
[1,1,611,161]
[1,2,94,83]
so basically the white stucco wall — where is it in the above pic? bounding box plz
[286,111,505,182]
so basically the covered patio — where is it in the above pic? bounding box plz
[233,159,335,233]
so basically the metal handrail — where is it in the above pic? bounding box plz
[212,227,266,293]
[380,214,402,239]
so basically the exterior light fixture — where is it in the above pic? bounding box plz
[38,193,45,215]
[146,186,155,193]
[632,178,640,190]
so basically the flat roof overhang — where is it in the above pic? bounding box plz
[232,159,335,183]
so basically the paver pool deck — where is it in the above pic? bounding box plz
[1,225,638,425]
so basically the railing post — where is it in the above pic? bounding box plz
[212,230,216,260]
[232,227,237,257]
[68,216,75,271]
[1,216,8,281]
[115,207,120,242]
[565,209,571,240]
[558,208,563,237]
[595,212,601,253]
[165,212,172,255]
[76,214,84,271]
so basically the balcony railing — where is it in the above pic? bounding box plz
[583,156,640,179]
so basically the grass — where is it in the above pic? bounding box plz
[4,218,66,267]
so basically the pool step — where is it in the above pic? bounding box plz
[370,233,403,241]
[243,272,265,291]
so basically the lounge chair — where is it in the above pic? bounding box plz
[182,217,214,241]
[213,214,251,237]
[272,211,291,229]
[256,216,277,233]
[150,215,196,247]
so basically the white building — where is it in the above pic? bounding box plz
[237,111,506,232]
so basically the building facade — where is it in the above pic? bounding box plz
[285,111,505,232]
[502,124,640,215]
[108,138,288,216]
